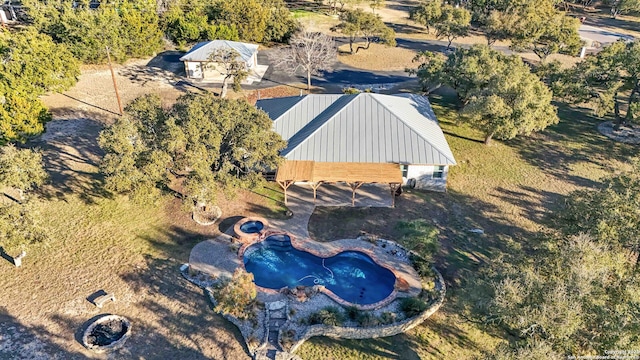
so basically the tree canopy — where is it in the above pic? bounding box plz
[211,0,298,43]
[161,3,239,47]
[334,9,396,54]
[508,0,583,62]
[609,0,640,18]
[465,233,639,356]
[99,93,286,207]
[161,0,297,45]
[555,39,640,126]
[22,0,164,63]
[0,145,48,200]
[410,0,442,34]
[0,28,79,144]
[434,4,471,49]
[409,45,558,144]
[556,162,640,262]
[0,202,48,253]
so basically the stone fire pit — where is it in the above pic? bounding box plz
[82,315,131,353]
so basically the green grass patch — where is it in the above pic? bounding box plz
[290,9,318,18]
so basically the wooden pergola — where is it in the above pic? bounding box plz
[275,160,403,207]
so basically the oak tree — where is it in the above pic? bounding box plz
[409,45,558,144]
[410,0,442,34]
[0,28,78,143]
[0,202,47,252]
[334,9,396,53]
[465,233,639,355]
[206,49,249,98]
[0,145,48,200]
[555,40,640,126]
[99,93,286,208]
[508,0,583,62]
[434,4,471,49]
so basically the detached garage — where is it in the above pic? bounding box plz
[179,40,267,83]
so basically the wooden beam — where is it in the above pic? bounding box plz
[389,183,401,208]
[277,180,294,205]
[348,182,364,206]
[309,182,323,203]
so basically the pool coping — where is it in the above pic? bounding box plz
[238,230,410,311]
[233,216,270,243]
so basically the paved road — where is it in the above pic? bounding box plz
[152,36,516,92]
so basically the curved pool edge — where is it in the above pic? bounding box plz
[287,266,446,354]
[238,232,408,310]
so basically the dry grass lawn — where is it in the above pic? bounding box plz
[0,57,290,359]
[338,43,418,71]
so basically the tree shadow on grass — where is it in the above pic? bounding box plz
[300,334,421,360]
[28,111,114,205]
[508,102,636,189]
[115,254,250,359]
[0,306,87,359]
[308,188,537,287]
[492,185,565,226]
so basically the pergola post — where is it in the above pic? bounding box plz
[347,182,364,206]
[310,182,323,203]
[390,183,401,208]
[277,180,294,205]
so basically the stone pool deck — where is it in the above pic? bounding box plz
[189,183,395,280]
[187,182,421,359]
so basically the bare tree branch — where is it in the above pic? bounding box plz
[273,31,337,91]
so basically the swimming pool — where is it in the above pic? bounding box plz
[243,234,396,306]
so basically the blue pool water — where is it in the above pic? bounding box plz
[240,220,264,234]
[243,234,396,305]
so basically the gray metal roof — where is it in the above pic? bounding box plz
[179,40,259,63]
[257,94,343,142]
[258,93,456,166]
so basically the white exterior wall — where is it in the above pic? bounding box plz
[185,61,203,79]
[403,165,449,192]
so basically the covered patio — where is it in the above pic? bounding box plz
[275,160,403,207]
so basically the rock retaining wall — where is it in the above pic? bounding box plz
[288,267,446,354]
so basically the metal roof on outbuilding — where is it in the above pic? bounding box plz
[256,93,457,166]
[179,40,259,63]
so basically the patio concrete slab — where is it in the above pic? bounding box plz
[188,181,420,304]
[189,231,240,280]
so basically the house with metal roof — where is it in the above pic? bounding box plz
[179,40,268,84]
[256,93,456,204]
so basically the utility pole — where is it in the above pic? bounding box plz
[106,46,123,116]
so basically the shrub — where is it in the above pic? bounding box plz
[399,297,428,318]
[308,306,345,326]
[213,268,257,319]
[379,311,397,325]
[356,312,379,327]
[345,306,361,321]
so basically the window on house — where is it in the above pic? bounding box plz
[432,166,445,179]
[400,164,408,178]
